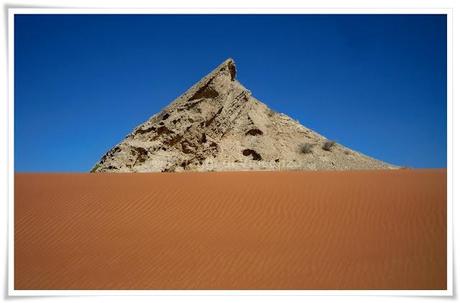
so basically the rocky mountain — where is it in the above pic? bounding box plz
[91,59,397,172]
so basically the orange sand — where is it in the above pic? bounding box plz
[15,169,446,290]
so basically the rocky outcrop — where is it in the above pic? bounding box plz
[92,58,397,172]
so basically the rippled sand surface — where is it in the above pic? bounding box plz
[15,169,446,290]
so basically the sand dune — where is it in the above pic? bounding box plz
[14,169,446,290]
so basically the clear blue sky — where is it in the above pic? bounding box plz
[15,14,447,172]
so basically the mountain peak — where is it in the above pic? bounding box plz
[219,58,236,80]
[92,60,396,172]
[199,58,236,83]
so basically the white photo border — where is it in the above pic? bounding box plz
[7,8,453,297]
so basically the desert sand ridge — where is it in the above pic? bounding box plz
[15,170,447,289]
[92,58,398,172]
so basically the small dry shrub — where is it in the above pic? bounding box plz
[299,143,314,154]
[322,140,336,151]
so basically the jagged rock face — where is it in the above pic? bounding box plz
[92,59,397,172]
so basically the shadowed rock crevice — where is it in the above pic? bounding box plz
[135,126,156,135]
[245,128,263,136]
[242,149,262,161]
[226,60,236,81]
[189,84,219,101]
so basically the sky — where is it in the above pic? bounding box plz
[14,14,447,172]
